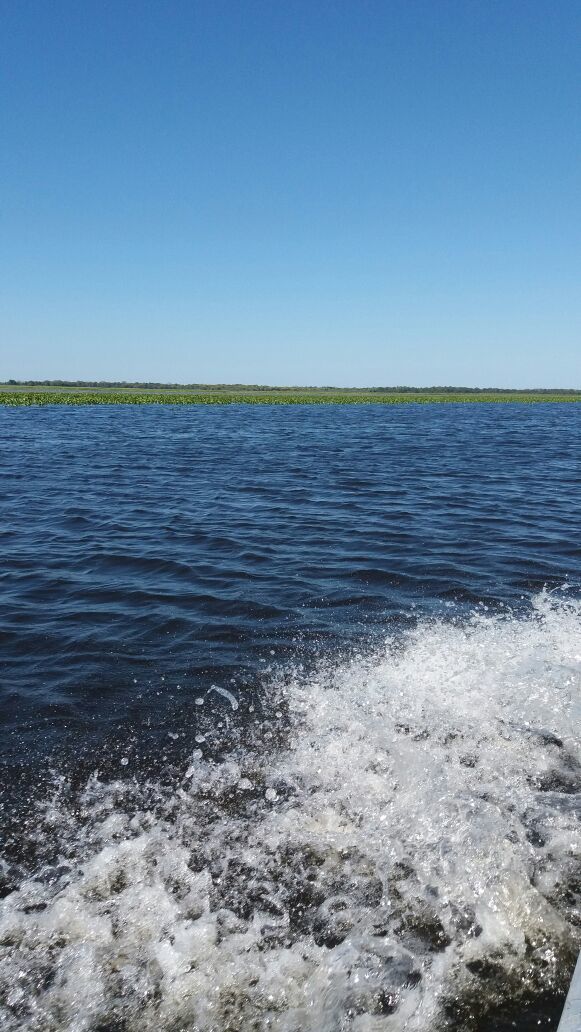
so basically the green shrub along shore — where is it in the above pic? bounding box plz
[1,385,581,404]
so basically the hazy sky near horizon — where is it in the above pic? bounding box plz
[2,1,580,387]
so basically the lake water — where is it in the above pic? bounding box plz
[1,403,580,1031]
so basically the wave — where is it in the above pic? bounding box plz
[1,592,580,1031]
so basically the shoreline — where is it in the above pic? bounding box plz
[2,390,581,405]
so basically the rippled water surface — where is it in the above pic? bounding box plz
[1,404,580,1031]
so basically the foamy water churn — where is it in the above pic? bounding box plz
[1,593,580,1031]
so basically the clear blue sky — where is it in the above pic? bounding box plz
[2,0,580,387]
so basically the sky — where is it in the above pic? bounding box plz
[2,0,580,387]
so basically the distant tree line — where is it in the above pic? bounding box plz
[2,380,579,393]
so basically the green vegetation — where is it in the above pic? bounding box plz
[1,385,580,405]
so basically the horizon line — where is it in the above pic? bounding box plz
[2,381,581,393]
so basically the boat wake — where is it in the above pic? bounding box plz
[1,592,580,1031]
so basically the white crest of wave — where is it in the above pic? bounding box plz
[1,593,580,1031]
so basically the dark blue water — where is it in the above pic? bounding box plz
[1,404,579,763]
[1,404,580,1032]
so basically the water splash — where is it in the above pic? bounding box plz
[1,593,580,1031]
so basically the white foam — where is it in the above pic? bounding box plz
[1,592,580,1030]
